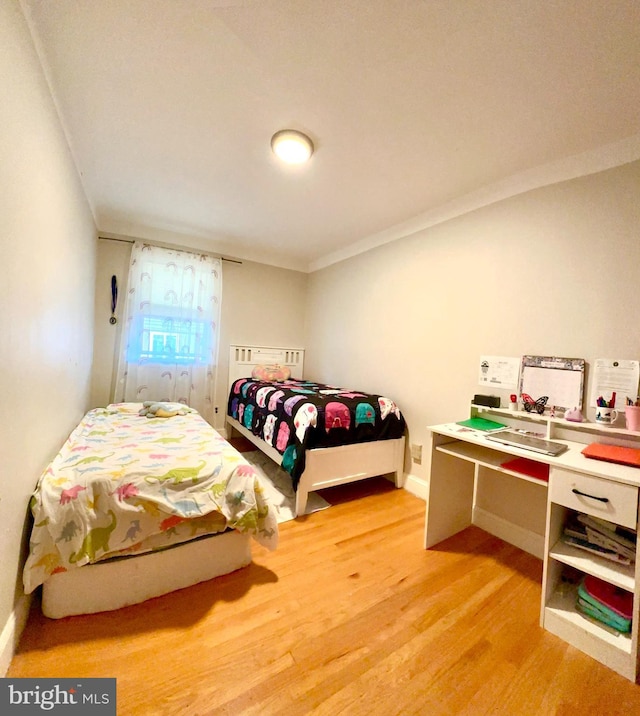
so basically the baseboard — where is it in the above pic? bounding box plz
[0,594,32,676]
[473,506,544,559]
[403,473,428,501]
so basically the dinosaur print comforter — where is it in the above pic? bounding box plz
[23,403,278,594]
[228,378,406,489]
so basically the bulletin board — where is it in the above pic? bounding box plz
[519,356,586,412]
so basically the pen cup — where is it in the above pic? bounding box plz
[625,406,640,432]
[595,406,619,426]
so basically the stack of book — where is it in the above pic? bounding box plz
[576,575,633,633]
[562,513,636,566]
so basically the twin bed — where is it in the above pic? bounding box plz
[23,345,406,618]
[225,345,406,516]
[23,402,278,618]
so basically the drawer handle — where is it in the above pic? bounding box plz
[571,488,609,503]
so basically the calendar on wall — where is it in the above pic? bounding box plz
[519,356,585,412]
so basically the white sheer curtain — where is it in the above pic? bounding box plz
[114,242,222,423]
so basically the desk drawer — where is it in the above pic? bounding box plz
[549,468,638,530]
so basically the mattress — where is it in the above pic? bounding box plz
[23,402,278,594]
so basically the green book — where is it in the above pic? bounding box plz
[456,417,507,432]
[577,596,631,633]
[577,583,631,631]
[576,600,629,634]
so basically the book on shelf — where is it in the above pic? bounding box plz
[575,600,624,636]
[562,535,633,565]
[576,598,630,634]
[576,514,636,555]
[577,579,632,632]
[563,514,589,541]
[584,526,636,561]
[583,574,633,620]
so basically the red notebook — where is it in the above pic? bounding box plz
[500,457,550,482]
[583,575,634,619]
[582,443,640,468]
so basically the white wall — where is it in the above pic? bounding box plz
[90,240,307,432]
[90,239,131,409]
[216,258,307,431]
[0,2,96,673]
[304,161,640,517]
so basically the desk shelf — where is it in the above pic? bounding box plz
[544,580,636,681]
[545,582,632,654]
[435,442,548,486]
[471,404,640,443]
[549,538,634,592]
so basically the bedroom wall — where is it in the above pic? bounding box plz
[304,160,640,539]
[1,2,96,674]
[90,240,307,432]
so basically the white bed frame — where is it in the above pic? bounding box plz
[226,344,406,516]
[42,530,251,619]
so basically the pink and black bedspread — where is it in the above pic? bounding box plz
[227,378,406,487]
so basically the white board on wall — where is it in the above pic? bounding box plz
[519,355,585,411]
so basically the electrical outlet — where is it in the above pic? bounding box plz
[411,443,422,464]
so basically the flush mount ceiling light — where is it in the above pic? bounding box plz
[271,129,314,164]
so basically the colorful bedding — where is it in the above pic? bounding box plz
[227,378,406,487]
[23,403,278,595]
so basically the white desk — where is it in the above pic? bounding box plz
[426,406,640,682]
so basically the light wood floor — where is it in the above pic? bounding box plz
[9,478,640,715]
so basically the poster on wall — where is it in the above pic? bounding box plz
[589,358,640,408]
[477,356,520,389]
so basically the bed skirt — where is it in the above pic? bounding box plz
[41,530,252,619]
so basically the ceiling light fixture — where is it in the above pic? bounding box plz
[271,129,314,164]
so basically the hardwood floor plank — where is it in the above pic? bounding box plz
[8,479,640,714]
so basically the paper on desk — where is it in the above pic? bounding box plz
[439,423,480,434]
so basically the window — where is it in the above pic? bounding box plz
[128,314,213,364]
[114,242,222,423]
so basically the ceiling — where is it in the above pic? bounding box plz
[22,0,640,272]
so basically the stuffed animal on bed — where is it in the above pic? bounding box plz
[138,401,191,418]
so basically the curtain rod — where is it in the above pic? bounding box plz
[98,235,242,264]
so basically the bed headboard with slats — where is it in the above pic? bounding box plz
[228,345,305,386]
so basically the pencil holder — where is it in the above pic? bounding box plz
[595,406,618,426]
[625,406,640,431]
